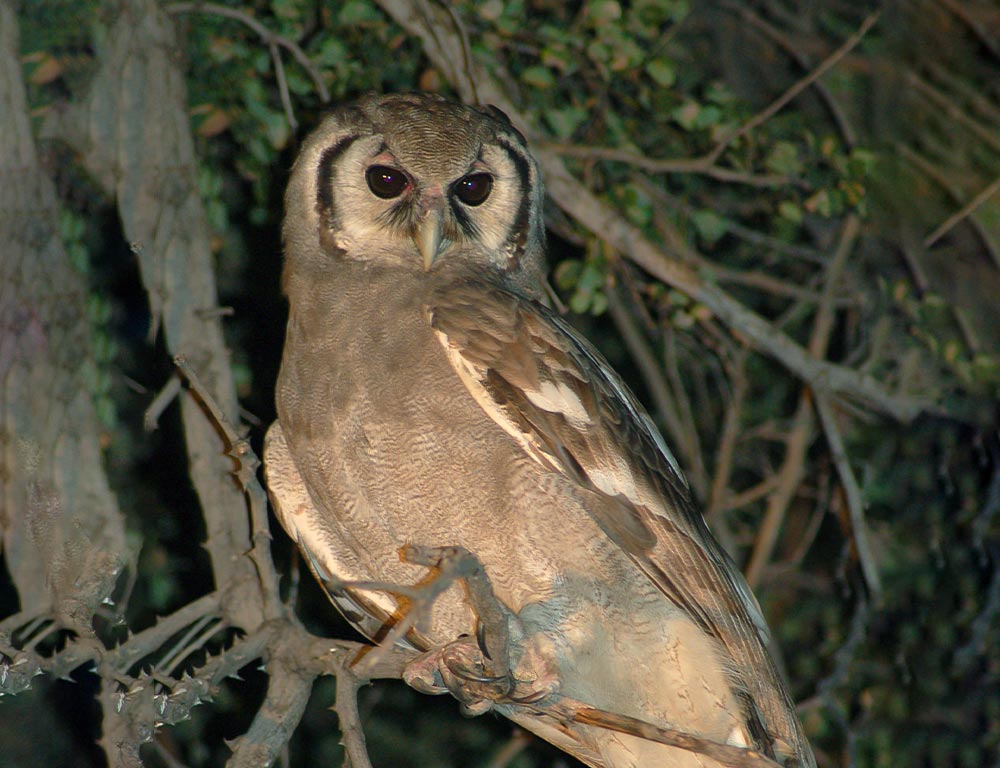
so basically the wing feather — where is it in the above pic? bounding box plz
[427,279,802,757]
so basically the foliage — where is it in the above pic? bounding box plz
[3,1,999,767]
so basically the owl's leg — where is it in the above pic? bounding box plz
[399,545,560,716]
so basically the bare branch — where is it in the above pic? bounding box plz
[746,214,861,586]
[704,12,880,164]
[898,143,1000,270]
[814,394,883,603]
[543,142,801,188]
[718,0,857,146]
[166,2,330,104]
[925,173,1000,250]
[334,661,375,768]
[605,286,687,471]
[937,0,1000,61]
[144,372,183,431]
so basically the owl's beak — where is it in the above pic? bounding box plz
[414,207,444,271]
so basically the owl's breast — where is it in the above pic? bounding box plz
[274,264,541,634]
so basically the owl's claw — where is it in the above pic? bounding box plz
[403,634,558,716]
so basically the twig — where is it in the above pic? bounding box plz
[718,475,782,515]
[704,11,879,165]
[814,394,883,603]
[706,264,852,304]
[907,71,1000,154]
[269,38,297,134]
[937,0,1000,61]
[663,326,708,495]
[166,3,330,110]
[485,731,531,768]
[814,595,868,700]
[924,173,1000,249]
[107,593,223,673]
[543,143,800,188]
[334,662,375,768]
[155,613,220,674]
[898,143,1000,270]
[706,346,748,528]
[745,214,860,587]
[744,388,814,588]
[144,374,182,431]
[164,617,229,677]
[718,0,857,146]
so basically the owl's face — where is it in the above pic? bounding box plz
[283,93,546,291]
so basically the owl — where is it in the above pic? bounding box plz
[264,92,816,768]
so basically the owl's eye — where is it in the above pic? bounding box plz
[453,173,493,206]
[366,166,410,199]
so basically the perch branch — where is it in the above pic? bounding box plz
[334,660,376,768]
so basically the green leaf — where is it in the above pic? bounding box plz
[778,201,803,223]
[585,0,622,24]
[672,100,701,130]
[553,259,583,290]
[765,141,803,176]
[477,0,505,21]
[804,189,834,217]
[339,0,381,24]
[521,65,555,89]
[691,209,728,244]
[645,57,675,87]
[544,106,587,139]
[693,104,722,129]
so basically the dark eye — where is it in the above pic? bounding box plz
[366,165,409,199]
[453,173,493,206]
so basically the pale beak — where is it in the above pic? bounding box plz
[414,207,444,271]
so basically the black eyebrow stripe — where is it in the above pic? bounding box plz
[495,135,533,265]
[316,135,360,230]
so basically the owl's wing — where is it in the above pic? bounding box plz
[427,279,798,753]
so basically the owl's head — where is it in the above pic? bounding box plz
[284,92,546,293]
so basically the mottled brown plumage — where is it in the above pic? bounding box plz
[265,92,815,768]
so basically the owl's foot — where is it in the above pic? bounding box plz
[399,544,560,715]
[403,634,559,716]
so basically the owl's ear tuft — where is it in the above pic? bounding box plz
[483,104,510,123]
[482,104,513,126]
